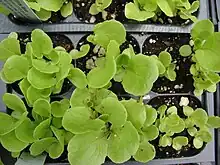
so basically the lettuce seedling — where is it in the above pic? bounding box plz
[150,51,177,81]
[62,88,158,164]
[89,0,112,17]
[0,93,73,159]
[156,104,220,151]
[79,20,160,96]
[25,0,73,21]
[0,30,87,106]
[125,0,199,22]
[179,19,220,96]
[183,106,220,149]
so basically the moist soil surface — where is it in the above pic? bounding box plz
[10,33,74,95]
[75,33,140,96]
[148,95,205,158]
[73,0,198,25]
[142,33,194,94]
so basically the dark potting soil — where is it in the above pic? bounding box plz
[148,95,205,158]
[75,33,140,96]
[73,0,198,25]
[142,33,194,94]
[9,33,74,95]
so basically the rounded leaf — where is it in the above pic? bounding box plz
[121,99,146,129]
[3,56,29,82]
[3,93,26,112]
[33,99,51,117]
[27,68,56,89]
[62,107,105,134]
[67,131,108,165]
[190,108,208,128]
[97,97,127,128]
[108,121,139,163]
[133,141,155,163]
[0,131,29,152]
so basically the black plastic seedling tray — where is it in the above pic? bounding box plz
[0,0,209,33]
[0,31,216,165]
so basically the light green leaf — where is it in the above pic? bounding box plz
[108,121,139,163]
[0,131,29,152]
[87,41,117,88]
[56,51,72,82]
[3,93,26,112]
[62,107,105,134]
[64,131,74,145]
[157,0,175,17]
[51,99,70,118]
[183,106,194,116]
[89,3,100,15]
[207,116,220,128]
[68,67,87,89]
[70,88,90,107]
[159,134,172,147]
[31,29,53,58]
[121,99,146,129]
[15,118,36,143]
[27,86,51,105]
[49,126,65,158]
[193,137,203,149]
[167,106,177,115]
[90,20,126,48]
[52,117,62,129]
[0,112,16,135]
[36,9,52,21]
[158,105,167,119]
[172,136,188,151]
[67,131,108,165]
[149,55,166,75]
[70,44,90,59]
[133,141,155,163]
[122,54,159,96]
[125,2,155,21]
[30,137,57,156]
[179,45,192,57]
[60,1,73,17]
[97,97,127,128]
[142,125,159,141]
[33,118,51,139]
[191,19,214,40]
[32,59,59,74]
[195,130,212,142]
[27,68,56,90]
[0,37,21,61]
[190,108,208,128]
[159,51,171,67]
[27,2,41,11]
[33,99,51,117]
[187,127,197,136]
[165,63,176,81]
[3,56,29,82]
[45,49,60,65]
[36,0,64,12]
[144,106,157,127]
[19,78,31,103]
[185,118,194,128]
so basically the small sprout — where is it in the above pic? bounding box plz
[179,97,189,106]
[172,136,188,151]
[179,45,192,57]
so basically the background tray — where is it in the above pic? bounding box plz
[0,0,209,33]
